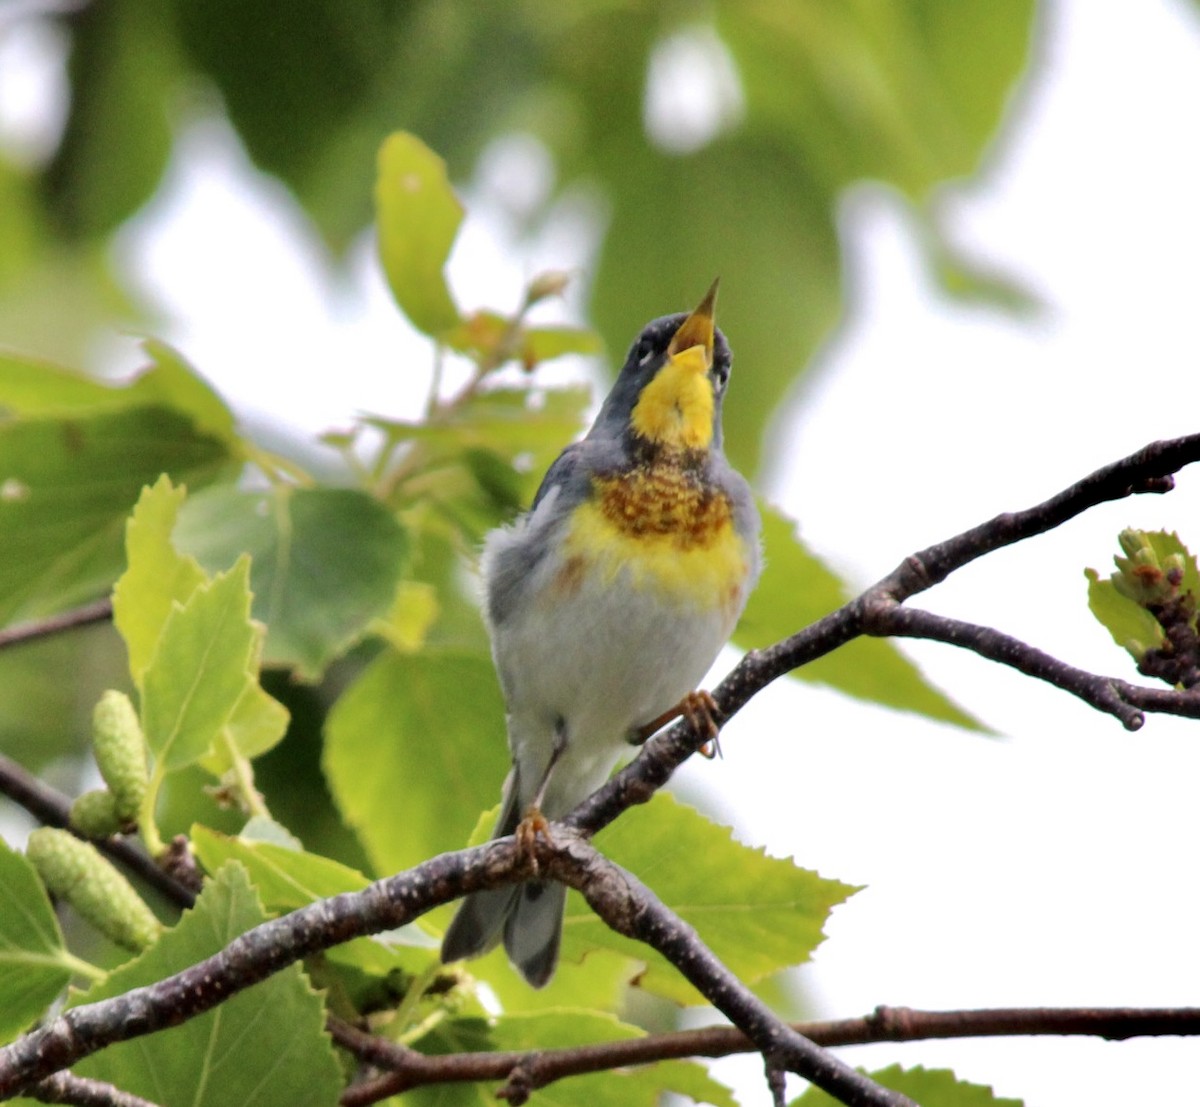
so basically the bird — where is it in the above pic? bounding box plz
[440,280,762,987]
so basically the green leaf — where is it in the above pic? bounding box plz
[720,5,1036,200]
[737,505,982,730]
[190,826,434,1007]
[323,650,508,875]
[202,676,291,773]
[0,344,236,444]
[140,557,257,772]
[375,131,463,336]
[370,579,440,654]
[1085,569,1163,660]
[520,325,604,365]
[113,480,289,773]
[0,837,71,1045]
[72,863,343,1107]
[0,405,231,624]
[191,823,372,911]
[126,339,238,445]
[0,350,123,414]
[791,1064,1023,1107]
[366,384,590,515]
[42,0,177,238]
[0,244,137,367]
[591,136,841,480]
[173,485,409,679]
[562,794,858,1004]
[417,1010,736,1107]
[112,476,209,686]
[445,316,603,368]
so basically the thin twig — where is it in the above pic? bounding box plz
[336,1003,1200,1104]
[24,1071,160,1107]
[571,433,1200,837]
[0,599,113,651]
[555,837,914,1107]
[873,433,1200,600]
[0,754,196,910]
[876,607,1200,730]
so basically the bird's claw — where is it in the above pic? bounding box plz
[631,689,722,756]
[516,806,551,876]
[682,690,722,758]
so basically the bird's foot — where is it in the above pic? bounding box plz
[631,689,722,757]
[515,806,552,876]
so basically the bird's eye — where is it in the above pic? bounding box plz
[711,363,730,392]
[637,344,655,366]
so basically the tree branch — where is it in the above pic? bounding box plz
[0,840,507,1098]
[571,433,1200,835]
[0,754,196,910]
[873,433,1200,600]
[0,828,911,1107]
[5,434,1200,1106]
[24,1071,160,1107]
[0,599,113,652]
[337,1004,1200,1104]
[552,836,913,1107]
[876,607,1200,730]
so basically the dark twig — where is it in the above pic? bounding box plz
[0,754,196,910]
[765,1065,787,1107]
[553,838,914,1107]
[0,832,910,1107]
[0,841,504,1098]
[873,433,1200,600]
[875,608,1200,731]
[572,434,1200,837]
[24,1071,159,1107]
[338,1004,1200,1105]
[0,599,113,651]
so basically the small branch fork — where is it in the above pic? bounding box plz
[2,433,1200,1106]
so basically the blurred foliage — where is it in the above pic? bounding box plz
[2,0,1036,473]
[0,5,1045,1103]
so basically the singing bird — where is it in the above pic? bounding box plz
[440,282,761,986]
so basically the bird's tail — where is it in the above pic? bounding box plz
[439,769,566,988]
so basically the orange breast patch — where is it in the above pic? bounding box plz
[554,463,750,609]
[593,466,733,547]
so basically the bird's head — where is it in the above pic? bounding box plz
[594,280,732,455]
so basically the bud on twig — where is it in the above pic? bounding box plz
[1112,529,1178,607]
[523,269,571,307]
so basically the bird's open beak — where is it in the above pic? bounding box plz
[667,278,718,367]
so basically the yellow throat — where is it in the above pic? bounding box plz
[629,280,719,452]
[629,345,714,450]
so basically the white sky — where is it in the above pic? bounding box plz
[6,1,1200,1105]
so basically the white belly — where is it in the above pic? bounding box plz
[491,556,741,817]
